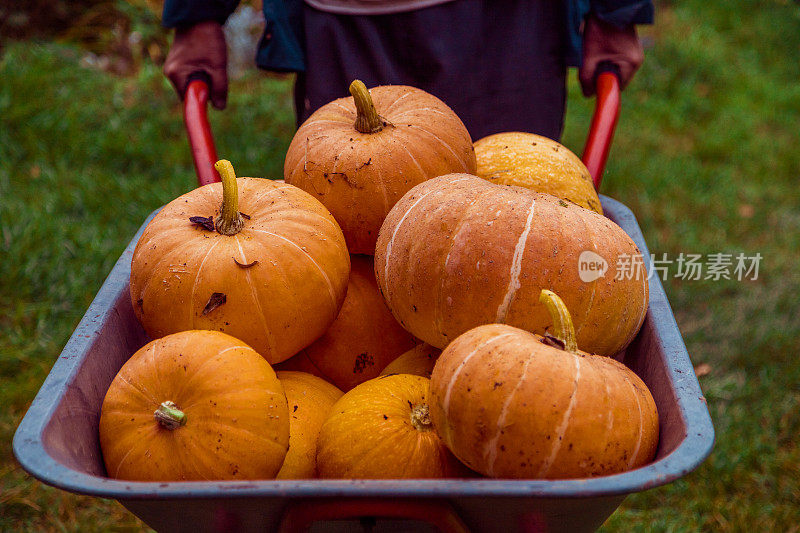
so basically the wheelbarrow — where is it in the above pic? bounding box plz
[13,68,714,532]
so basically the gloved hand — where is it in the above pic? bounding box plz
[163,21,229,110]
[579,16,645,97]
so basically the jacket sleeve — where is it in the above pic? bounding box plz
[162,0,241,28]
[565,0,653,66]
[256,0,306,72]
[589,0,653,28]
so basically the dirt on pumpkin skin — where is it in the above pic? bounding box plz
[189,215,215,231]
[233,258,259,269]
[353,352,374,374]
[201,292,227,316]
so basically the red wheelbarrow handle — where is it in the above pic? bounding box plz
[581,64,622,191]
[277,498,469,533]
[184,74,220,186]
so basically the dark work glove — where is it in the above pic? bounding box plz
[163,21,228,109]
[579,16,645,97]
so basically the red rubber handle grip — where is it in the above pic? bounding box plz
[581,70,621,191]
[184,78,220,186]
[278,498,469,533]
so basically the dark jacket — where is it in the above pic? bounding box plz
[163,0,653,71]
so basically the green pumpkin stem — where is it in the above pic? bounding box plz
[214,159,245,236]
[539,289,579,353]
[154,401,186,430]
[349,80,383,134]
[410,403,433,432]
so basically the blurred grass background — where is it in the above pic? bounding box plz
[1,0,799,530]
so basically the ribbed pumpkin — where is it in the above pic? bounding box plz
[381,343,441,379]
[474,132,602,213]
[99,330,289,481]
[430,291,659,479]
[375,174,648,357]
[276,371,343,479]
[130,160,350,364]
[316,374,470,479]
[276,255,417,391]
[284,80,476,254]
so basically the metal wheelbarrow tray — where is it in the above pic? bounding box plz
[13,73,714,532]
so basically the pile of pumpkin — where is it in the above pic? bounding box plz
[99,81,658,482]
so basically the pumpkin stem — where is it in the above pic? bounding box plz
[214,159,245,236]
[410,403,433,432]
[349,80,383,134]
[154,401,187,430]
[539,289,579,353]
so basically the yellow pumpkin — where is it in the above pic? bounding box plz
[276,255,417,391]
[474,132,602,213]
[99,330,289,481]
[380,343,441,379]
[316,374,470,479]
[429,290,659,479]
[375,174,648,357]
[130,160,350,364]
[276,371,343,479]
[284,80,476,254]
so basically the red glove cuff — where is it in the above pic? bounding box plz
[579,16,644,97]
[163,21,229,110]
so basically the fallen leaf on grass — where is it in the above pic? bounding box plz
[738,204,754,218]
[694,363,712,377]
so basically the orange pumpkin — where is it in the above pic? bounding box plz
[284,80,476,254]
[99,330,289,481]
[381,343,441,379]
[276,255,417,391]
[429,290,659,479]
[474,131,602,213]
[316,374,470,479]
[130,160,350,364]
[276,371,343,479]
[374,174,648,357]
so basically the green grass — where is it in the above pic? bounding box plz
[2,0,800,529]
